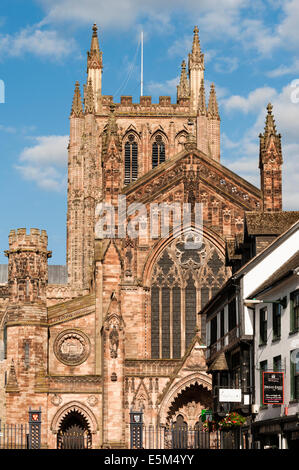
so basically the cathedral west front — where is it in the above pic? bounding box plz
[0,24,284,448]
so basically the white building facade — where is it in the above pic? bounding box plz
[204,220,299,449]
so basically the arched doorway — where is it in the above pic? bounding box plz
[57,410,92,449]
[161,381,212,449]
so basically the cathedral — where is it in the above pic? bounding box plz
[0,24,285,448]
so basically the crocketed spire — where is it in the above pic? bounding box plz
[207,83,220,120]
[259,103,282,167]
[84,79,95,114]
[198,79,207,115]
[177,60,190,100]
[87,23,103,70]
[188,25,204,72]
[70,81,83,117]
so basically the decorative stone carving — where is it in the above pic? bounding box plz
[51,394,62,406]
[109,325,119,359]
[87,395,98,407]
[54,329,91,366]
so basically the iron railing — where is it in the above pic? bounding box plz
[132,425,210,449]
[0,422,29,449]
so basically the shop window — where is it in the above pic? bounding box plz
[290,350,299,401]
[290,290,299,333]
[272,303,281,340]
[259,307,267,345]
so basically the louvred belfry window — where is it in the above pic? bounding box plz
[124,134,138,185]
[152,134,165,169]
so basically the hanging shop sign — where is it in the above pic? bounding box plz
[219,388,242,403]
[263,372,284,405]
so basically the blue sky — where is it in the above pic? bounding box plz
[1,0,299,265]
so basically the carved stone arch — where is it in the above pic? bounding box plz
[175,130,188,153]
[157,372,212,425]
[51,401,99,434]
[142,224,226,288]
[150,128,169,143]
[122,126,141,142]
[173,411,188,423]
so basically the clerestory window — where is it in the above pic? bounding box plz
[152,134,165,168]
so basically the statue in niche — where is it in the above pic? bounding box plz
[109,325,119,358]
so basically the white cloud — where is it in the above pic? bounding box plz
[214,57,239,74]
[239,0,299,55]
[0,124,16,133]
[268,59,299,78]
[168,35,192,58]
[16,135,68,191]
[146,76,179,98]
[222,86,276,114]
[0,26,75,60]
[38,0,247,30]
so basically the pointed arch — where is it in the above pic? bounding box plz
[51,401,99,434]
[142,224,226,288]
[142,225,228,359]
[151,132,167,168]
[175,130,188,153]
[157,372,212,425]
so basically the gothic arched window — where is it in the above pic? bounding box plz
[152,134,165,168]
[150,235,228,359]
[124,134,138,185]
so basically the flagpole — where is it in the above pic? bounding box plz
[141,31,143,96]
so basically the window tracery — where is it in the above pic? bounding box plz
[151,234,228,359]
[124,133,138,184]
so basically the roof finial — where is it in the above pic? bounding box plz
[267,102,273,114]
[192,25,200,54]
[264,102,278,137]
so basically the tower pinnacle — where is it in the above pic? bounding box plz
[188,26,205,110]
[177,60,190,101]
[70,81,83,117]
[87,23,103,112]
[198,79,207,115]
[207,83,220,120]
[84,79,95,114]
[259,103,283,211]
[87,23,102,70]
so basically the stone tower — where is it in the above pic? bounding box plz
[66,25,222,296]
[4,229,51,429]
[259,103,283,211]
